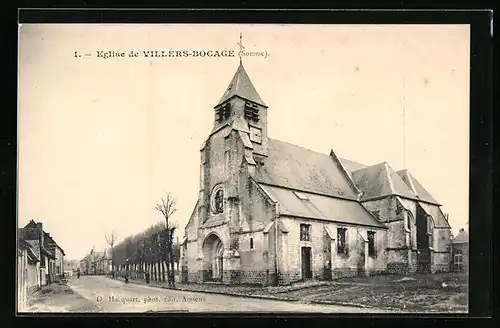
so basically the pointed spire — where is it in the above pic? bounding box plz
[215,62,267,108]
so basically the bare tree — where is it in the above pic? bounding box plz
[155,192,177,288]
[105,230,117,278]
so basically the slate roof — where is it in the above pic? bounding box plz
[339,158,368,172]
[254,138,359,200]
[258,183,385,228]
[452,230,469,244]
[350,162,418,202]
[397,169,440,205]
[215,62,267,107]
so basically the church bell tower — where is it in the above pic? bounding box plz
[212,61,269,157]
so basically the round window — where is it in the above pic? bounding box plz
[211,185,224,214]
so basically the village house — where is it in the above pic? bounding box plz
[94,249,113,275]
[17,234,40,311]
[43,231,66,281]
[180,62,452,286]
[79,248,112,275]
[80,250,94,275]
[19,221,57,286]
[451,228,468,272]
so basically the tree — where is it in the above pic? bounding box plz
[155,192,178,288]
[105,230,117,277]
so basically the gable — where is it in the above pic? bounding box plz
[397,169,440,205]
[418,202,451,229]
[185,199,199,229]
[254,138,359,200]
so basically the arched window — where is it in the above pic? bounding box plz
[210,185,224,214]
[427,216,434,248]
[405,211,413,231]
[405,211,414,247]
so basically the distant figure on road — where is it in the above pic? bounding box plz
[77,269,80,279]
[124,273,129,284]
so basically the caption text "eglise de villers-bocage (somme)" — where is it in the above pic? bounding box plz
[75,49,269,59]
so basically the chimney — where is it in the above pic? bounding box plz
[36,222,44,245]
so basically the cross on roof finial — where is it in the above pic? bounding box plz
[237,32,244,64]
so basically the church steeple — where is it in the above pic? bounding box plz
[210,52,269,158]
[215,62,267,108]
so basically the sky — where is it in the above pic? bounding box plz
[18,24,470,260]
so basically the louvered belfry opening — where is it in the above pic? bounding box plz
[244,101,259,122]
[215,102,232,123]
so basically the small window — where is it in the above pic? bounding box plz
[368,231,376,257]
[453,252,463,271]
[300,224,310,241]
[337,228,348,255]
[244,102,259,121]
[250,238,254,250]
[294,191,309,200]
[215,103,231,122]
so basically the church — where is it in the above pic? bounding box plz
[180,61,452,286]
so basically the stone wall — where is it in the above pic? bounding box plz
[279,217,388,282]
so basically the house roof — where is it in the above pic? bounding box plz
[258,183,385,228]
[351,162,418,202]
[254,138,359,200]
[18,235,32,250]
[397,169,440,205]
[26,246,40,263]
[215,62,267,107]
[452,230,469,244]
[41,245,55,259]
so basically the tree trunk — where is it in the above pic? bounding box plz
[170,252,176,288]
[165,251,171,287]
[161,261,165,283]
[168,239,176,288]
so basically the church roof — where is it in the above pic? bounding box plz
[397,169,440,205]
[258,183,385,228]
[215,62,267,107]
[351,162,418,202]
[339,158,368,172]
[254,138,359,200]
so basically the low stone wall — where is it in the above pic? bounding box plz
[387,262,411,275]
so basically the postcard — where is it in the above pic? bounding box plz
[17,23,469,314]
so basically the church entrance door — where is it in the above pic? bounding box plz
[202,233,224,282]
[301,247,312,280]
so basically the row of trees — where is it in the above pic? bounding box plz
[105,193,180,288]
